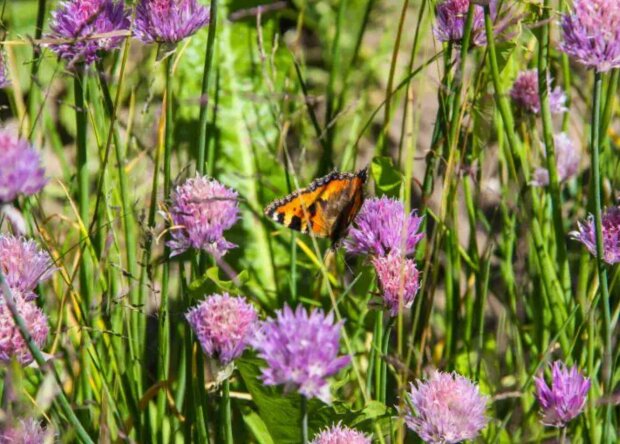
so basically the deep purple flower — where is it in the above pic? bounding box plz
[372,253,420,316]
[0,235,54,301]
[434,0,487,46]
[532,133,580,186]
[559,0,620,72]
[344,197,424,258]
[310,422,371,444]
[0,298,49,365]
[570,206,620,264]
[135,0,210,44]
[48,0,130,66]
[404,370,489,444]
[510,69,567,115]
[535,361,590,427]
[250,305,350,403]
[167,175,239,257]
[0,52,9,89]
[0,418,48,444]
[186,293,258,364]
[0,131,47,204]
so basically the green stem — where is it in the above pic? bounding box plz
[198,0,218,175]
[538,0,570,298]
[0,272,94,444]
[373,310,383,402]
[590,71,612,442]
[301,396,308,444]
[222,379,233,444]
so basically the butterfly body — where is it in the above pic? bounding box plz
[264,167,368,243]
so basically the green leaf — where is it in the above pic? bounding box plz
[371,156,402,198]
[495,41,517,74]
[241,408,275,444]
[188,266,249,296]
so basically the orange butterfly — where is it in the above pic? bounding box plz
[264,167,368,244]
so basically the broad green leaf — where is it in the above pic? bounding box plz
[371,156,402,198]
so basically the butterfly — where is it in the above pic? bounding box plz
[264,167,368,244]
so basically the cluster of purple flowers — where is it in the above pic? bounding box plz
[345,197,424,316]
[434,0,486,46]
[0,235,54,365]
[167,175,240,258]
[310,422,371,444]
[0,418,48,444]
[510,69,567,115]
[0,131,47,205]
[532,133,580,187]
[571,206,620,265]
[48,0,211,66]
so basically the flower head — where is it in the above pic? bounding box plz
[559,0,620,72]
[570,206,620,264]
[404,370,489,444]
[167,175,239,257]
[310,422,371,444]
[434,0,487,46]
[0,418,48,444]
[372,253,420,316]
[135,0,210,44]
[48,0,130,66]
[0,235,54,301]
[186,293,258,364]
[0,52,9,89]
[344,197,424,258]
[250,305,350,403]
[532,133,580,186]
[510,69,567,115]
[0,131,47,204]
[0,299,49,365]
[534,361,590,427]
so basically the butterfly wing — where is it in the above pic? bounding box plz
[264,168,367,240]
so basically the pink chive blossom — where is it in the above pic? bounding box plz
[250,305,350,403]
[532,133,580,187]
[0,235,54,302]
[510,69,567,115]
[434,0,486,46]
[0,418,48,444]
[372,253,420,316]
[404,370,489,444]
[48,0,130,66]
[135,0,210,44]
[559,0,620,72]
[0,131,47,204]
[345,197,424,258]
[534,361,590,427]
[0,298,49,365]
[185,293,258,364]
[570,206,620,264]
[310,422,371,444]
[167,175,240,258]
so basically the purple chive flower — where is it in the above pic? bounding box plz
[0,235,54,301]
[570,206,620,264]
[0,131,47,204]
[167,175,239,258]
[185,293,258,364]
[372,253,420,316]
[135,0,210,44]
[535,361,590,427]
[404,371,489,444]
[434,0,487,46]
[0,299,49,365]
[0,418,48,444]
[344,197,424,258]
[0,52,9,89]
[510,69,567,115]
[48,0,130,66]
[310,422,371,444]
[532,133,580,187]
[559,0,620,73]
[250,305,350,403]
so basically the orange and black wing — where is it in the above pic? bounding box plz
[264,167,368,241]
